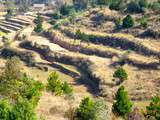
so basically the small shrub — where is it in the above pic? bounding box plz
[140,16,148,28]
[112,86,133,117]
[146,96,160,120]
[93,99,109,120]
[139,0,148,8]
[123,15,134,28]
[47,72,63,95]
[114,18,122,29]
[47,72,73,96]
[0,99,11,120]
[52,11,61,19]
[10,97,37,120]
[62,81,73,94]
[113,67,128,81]
[76,97,94,120]
[109,0,125,11]
[127,1,142,13]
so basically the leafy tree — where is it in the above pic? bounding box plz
[10,97,37,120]
[0,99,11,120]
[60,4,75,16]
[112,86,133,117]
[123,15,134,28]
[146,96,160,120]
[76,97,94,120]
[113,67,128,82]
[34,15,43,33]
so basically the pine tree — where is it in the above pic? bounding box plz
[112,86,133,117]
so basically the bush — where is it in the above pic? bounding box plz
[60,4,75,16]
[76,97,109,120]
[47,72,73,96]
[73,0,89,10]
[112,86,133,117]
[139,0,148,8]
[140,16,148,28]
[114,18,122,29]
[146,96,160,119]
[76,97,94,120]
[0,99,11,120]
[10,97,37,120]
[109,0,125,11]
[62,81,73,94]
[113,67,128,81]
[127,1,142,13]
[52,11,61,19]
[123,15,134,28]
[151,2,160,10]
[47,72,63,95]
[93,99,109,120]
[75,29,89,43]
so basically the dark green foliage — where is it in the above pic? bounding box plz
[114,18,122,29]
[47,72,73,96]
[60,4,75,16]
[62,81,73,94]
[5,9,13,19]
[75,29,89,43]
[127,1,142,13]
[97,0,108,5]
[140,16,148,28]
[123,15,134,28]
[0,99,11,120]
[76,97,94,120]
[76,97,109,120]
[112,86,133,117]
[73,0,89,10]
[139,0,148,8]
[52,11,61,19]
[113,67,128,81]
[47,72,63,95]
[146,96,160,120]
[34,15,43,33]
[109,0,125,11]
[10,97,37,120]
[151,1,160,10]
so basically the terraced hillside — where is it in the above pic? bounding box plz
[0,3,160,120]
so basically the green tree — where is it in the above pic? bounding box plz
[0,99,11,120]
[73,0,89,10]
[114,18,122,29]
[47,72,63,95]
[109,0,125,11]
[76,97,94,120]
[113,67,128,82]
[34,15,43,33]
[146,96,160,120]
[10,97,37,120]
[123,15,134,28]
[112,86,133,117]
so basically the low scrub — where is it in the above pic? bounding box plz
[47,72,73,96]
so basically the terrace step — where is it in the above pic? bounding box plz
[0,25,13,33]
[6,18,30,26]
[2,21,24,28]
[0,23,21,31]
